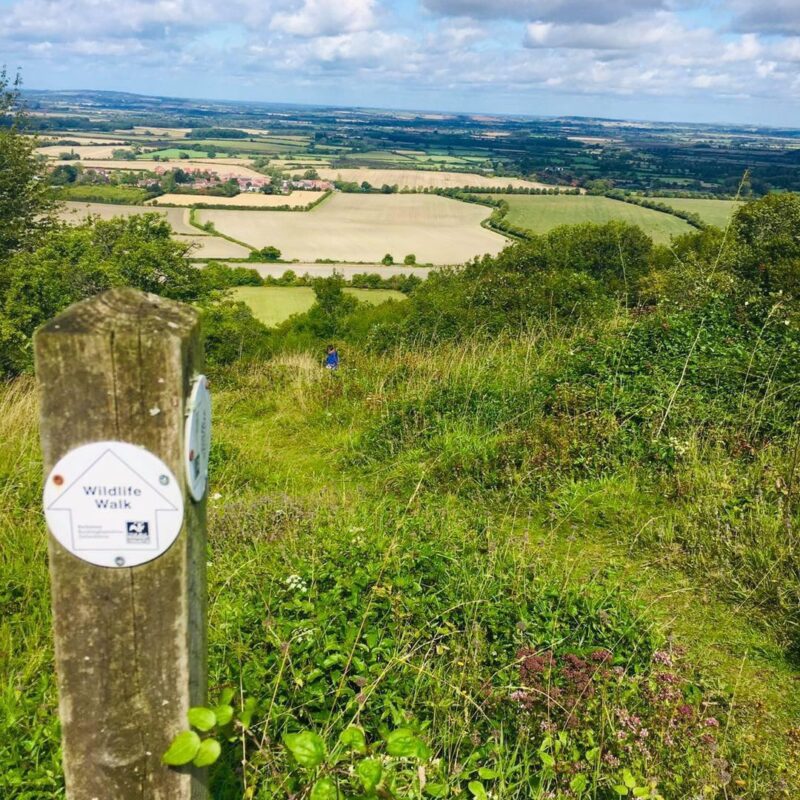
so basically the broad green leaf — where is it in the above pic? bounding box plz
[468,781,487,800]
[425,784,448,797]
[162,730,201,766]
[623,769,637,789]
[214,704,234,727]
[478,768,498,780]
[339,725,367,753]
[633,789,650,798]
[283,731,326,768]
[570,774,588,794]
[613,786,629,796]
[218,688,236,706]
[193,738,221,767]
[238,697,257,729]
[357,758,383,793]
[310,777,340,800]
[539,751,555,769]
[188,707,217,732]
[385,728,423,758]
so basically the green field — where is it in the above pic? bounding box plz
[138,148,213,160]
[52,184,150,203]
[650,197,743,228]
[232,285,405,327]
[489,194,694,244]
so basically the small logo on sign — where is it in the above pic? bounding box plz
[126,521,150,544]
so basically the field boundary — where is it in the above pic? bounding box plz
[187,208,255,254]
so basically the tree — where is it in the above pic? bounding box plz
[382,254,394,266]
[0,68,56,259]
[306,274,358,338]
[403,254,417,266]
[250,246,281,262]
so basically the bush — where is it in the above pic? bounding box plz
[200,299,272,366]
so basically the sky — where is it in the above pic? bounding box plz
[1,0,800,126]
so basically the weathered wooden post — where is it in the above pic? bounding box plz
[34,288,210,799]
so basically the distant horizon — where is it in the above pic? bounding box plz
[23,86,800,133]
[4,0,800,128]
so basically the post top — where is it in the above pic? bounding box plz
[37,288,199,338]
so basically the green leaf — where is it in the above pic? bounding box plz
[623,769,637,789]
[385,728,429,759]
[570,774,588,794]
[218,688,236,706]
[162,730,201,766]
[613,786,629,797]
[539,751,555,769]
[310,777,340,800]
[238,697,257,729]
[339,725,367,753]
[425,783,448,797]
[478,768,498,780]
[187,707,217,732]
[193,738,221,768]
[468,781,487,800]
[282,731,326,769]
[213,704,234,727]
[357,758,383,793]
[633,789,650,798]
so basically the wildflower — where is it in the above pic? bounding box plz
[285,574,308,593]
[652,650,673,667]
[704,717,720,728]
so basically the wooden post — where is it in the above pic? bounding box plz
[34,288,208,800]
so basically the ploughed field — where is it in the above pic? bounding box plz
[197,193,507,264]
[488,194,695,244]
[232,286,406,327]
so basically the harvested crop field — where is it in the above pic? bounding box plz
[649,198,743,228]
[63,159,266,180]
[58,201,200,235]
[36,144,126,159]
[317,168,551,190]
[488,194,693,244]
[197,193,507,264]
[228,263,433,280]
[232,286,406,327]
[174,235,251,259]
[149,191,323,208]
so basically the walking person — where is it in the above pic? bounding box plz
[324,344,340,371]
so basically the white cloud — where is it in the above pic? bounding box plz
[271,0,377,37]
[727,0,800,36]
[422,0,670,24]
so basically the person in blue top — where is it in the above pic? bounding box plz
[325,344,339,370]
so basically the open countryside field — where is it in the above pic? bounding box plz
[197,193,508,264]
[235,262,434,280]
[130,126,191,137]
[650,197,743,228]
[58,201,200,234]
[174,235,251,259]
[317,168,551,190]
[149,191,323,208]
[61,159,267,179]
[36,144,127,159]
[489,194,694,243]
[232,286,405,327]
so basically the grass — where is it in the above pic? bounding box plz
[3,329,800,797]
[52,184,150,203]
[649,197,744,228]
[231,286,406,327]
[138,148,213,160]
[486,194,694,244]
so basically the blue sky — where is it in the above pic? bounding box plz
[2,0,800,125]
